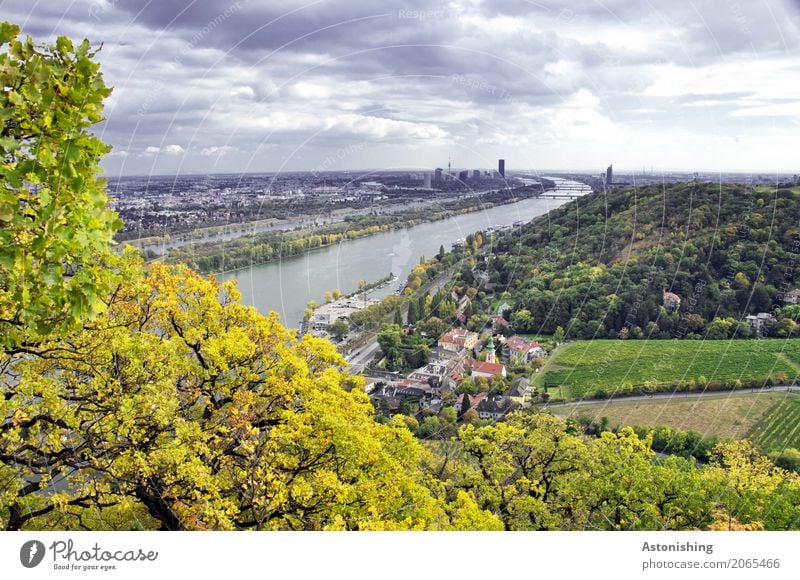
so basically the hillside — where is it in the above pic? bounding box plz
[484,182,800,339]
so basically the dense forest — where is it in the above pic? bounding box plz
[3,23,800,532]
[483,181,800,339]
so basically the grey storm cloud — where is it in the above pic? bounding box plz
[2,0,799,174]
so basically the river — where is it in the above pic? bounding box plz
[222,179,588,326]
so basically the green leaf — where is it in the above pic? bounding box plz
[0,22,20,45]
[56,35,74,54]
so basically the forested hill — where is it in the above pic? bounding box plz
[486,182,800,339]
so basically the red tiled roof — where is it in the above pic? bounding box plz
[472,361,505,376]
[457,392,488,410]
[506,336,541,352]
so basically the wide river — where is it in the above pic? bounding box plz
[222,179,587,326]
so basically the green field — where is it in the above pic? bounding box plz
[551,392,783,441]
[550,392,800,451]
[748,395,800,452]
[543,339,800,400]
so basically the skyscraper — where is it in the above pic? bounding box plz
[498,159,505,177]
[606,164,613,186]
[423,172,431,189]
[434,168,443,183]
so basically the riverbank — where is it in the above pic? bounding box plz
[216,187,575,327]
[165,185,546,275]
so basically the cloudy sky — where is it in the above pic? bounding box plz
[4,0,800,175]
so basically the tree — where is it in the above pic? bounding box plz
[332,288,342,300]
[421,316,449,339]
[511,309,534,332]
[439,406,457,425]
[0,258,456,530]
[0,23,122,351]
[377,324,404,370]
[438,245,445,260]
[323,291,333,304]
[329,318,349,341]
[553,326,565,344]
[394,308,404,326]
[462,409,479,424]
[458,393,472,417]
[357,279,367,307]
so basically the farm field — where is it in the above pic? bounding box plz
[542,339,800,400]
[550,392,785,441]
[748,396,800,452]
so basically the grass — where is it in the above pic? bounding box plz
[550,392,783,441]
[748,395,800,452]
[542,339,800,400]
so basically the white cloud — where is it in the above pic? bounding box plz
[201,145,236,156]
[143,145,185,155]
[162,144,185,155]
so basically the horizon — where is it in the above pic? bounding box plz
[103,167,799,179]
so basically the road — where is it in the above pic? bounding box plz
[542,385,799,410]
[346,340,382,374]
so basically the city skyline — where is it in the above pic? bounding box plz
[4,0,799,175]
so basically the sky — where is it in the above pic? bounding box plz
[3,0,800,175]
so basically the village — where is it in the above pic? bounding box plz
[301,274,800,437]
[365,324,547,423]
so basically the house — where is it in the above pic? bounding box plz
[662,289,681,312]
[504,336,546,364]
[783,289,800,304]
[506,377,534,403]
[309,311,331,330]
[472,360,507,379]
[454,392,487,414]
[408,361,450,388]
[438,328,479,352]
[476,395,513,420]
[492,315,510,330]
[745,312,777,336]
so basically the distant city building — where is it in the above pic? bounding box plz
[606,164,613,186]
[472,169,481,179]
[498,159,505,177]
[360,181,384,190]
[458,170,469,181]
[434,168,443,183]
[423,172,432,189]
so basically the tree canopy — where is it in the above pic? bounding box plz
[0,22,121,351]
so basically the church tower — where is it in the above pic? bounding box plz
[485,335,496,364]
